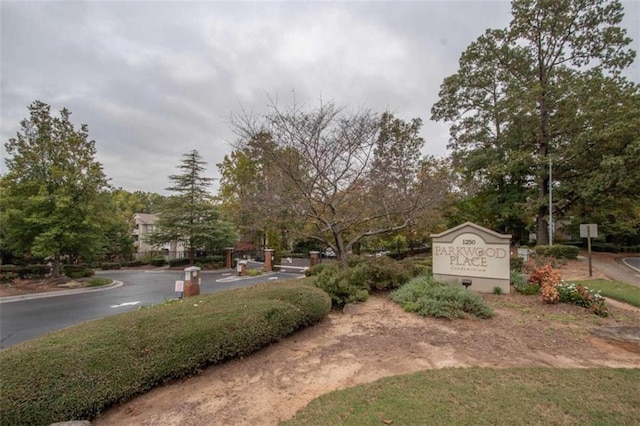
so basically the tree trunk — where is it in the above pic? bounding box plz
[536,72,550,246]
[51,255,61,278]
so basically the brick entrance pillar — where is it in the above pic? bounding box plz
[264,249,275,272]
[310,251,320,266]
[224,247,234,269]
[183,266,201,297]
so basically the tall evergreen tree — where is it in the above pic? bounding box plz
[149,150,237,263]
[0,101,111,276]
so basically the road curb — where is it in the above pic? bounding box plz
[621,257,640,274]
[0,280,123,304]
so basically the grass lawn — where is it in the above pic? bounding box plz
[283,368,640,425]
[572,279,640,308]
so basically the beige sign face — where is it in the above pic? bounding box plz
[433,232,510,279]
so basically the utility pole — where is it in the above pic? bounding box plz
[548,157,553,246]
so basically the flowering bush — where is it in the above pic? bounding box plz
[528,264,562,303]
[557,282,608,317]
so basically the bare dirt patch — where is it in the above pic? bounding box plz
[0,277,90,297]
[95,274,640,426]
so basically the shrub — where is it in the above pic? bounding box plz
[0,272,19,283]
[313,266,369,307]
[528,264,561,303]
[391,276,494,319]
[168,258,191,267]
[149,258,166,267]
[492,286,503,295]
[510,256,524,272]
[399,257,432,277]
[528,264,561,287]
[87,277,112,287]
[1,265,20,283]
[346,255,369,268]
[366,256,411,291]
[2,264,51,279]
[533,245,579,260]
[100,262,121,270]
[0,282,331,425]
[204,255,224,263]
[123,260,143,267]
[246,268,262,277]
[63,265,94,279]
[311,257,413,306]
[0,264,20,272]
[557,282,608,317]
[524,254,563,271]
[305,263,338,277]
[512,272,539,295]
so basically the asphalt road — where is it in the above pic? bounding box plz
[623,257,640,273]
[0,264,304,348]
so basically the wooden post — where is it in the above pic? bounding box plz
[587,226,593,277]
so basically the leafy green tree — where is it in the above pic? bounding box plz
[149,150,238,263]
[432,0,637,244]
[217,132,298,253]
[0,101,111,276]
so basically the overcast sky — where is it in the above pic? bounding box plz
[2,0,638,195]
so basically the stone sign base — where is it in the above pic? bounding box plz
[433,274,510,294]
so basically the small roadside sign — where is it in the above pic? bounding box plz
[175,280,184,299]
[580,224,598,238]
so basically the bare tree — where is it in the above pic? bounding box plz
[230,99,447,261]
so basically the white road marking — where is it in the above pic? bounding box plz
[268,277,278,280]
[216,276,242,283]
[111,301,141,308]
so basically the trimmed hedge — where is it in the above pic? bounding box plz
[590,243,640,253]
[0,281,331,425]
[123,260,143,267]
[149,258,166,267]
[533,244,579,259]
[63,264,94,279]
[0,264,50,279]
[168,257,191,267]
[100,262,121,270]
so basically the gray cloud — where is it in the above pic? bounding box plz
[2,1,637,194]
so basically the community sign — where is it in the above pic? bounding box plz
[431,222,511,293]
